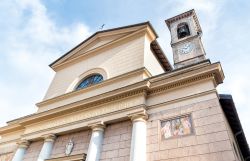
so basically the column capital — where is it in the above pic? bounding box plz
[41,134,56,142]
[17,139,30,149]
[88,121,106,132]
[128,110,148,122]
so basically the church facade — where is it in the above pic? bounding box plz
[0,9,249,161]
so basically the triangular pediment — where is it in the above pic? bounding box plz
[66,32,129,61]
[50,22,156,70]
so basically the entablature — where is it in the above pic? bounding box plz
[0,61,224,142]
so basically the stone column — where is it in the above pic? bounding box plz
[37,134,56,161]
[12,140,30,161]
[129,111,148,161]
[86,121,105,161]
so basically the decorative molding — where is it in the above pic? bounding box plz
[165,9,202,33]
[52,27,150,71]
[88,121,106,132]
[0,124,23,134]
[46,154,86,161]
[0,62,224,143]
[147,89,218,110]
[0,138,20,146]
[37,67,147,107]
[21,104,146,139]
[16,139,30,148]
[128,110,148,122]
[66,67,108,93]
[24,97,143,134]
[50,22,151,70]
[9,81,148,128]
[148,73,214,95]
[42,134,56,142]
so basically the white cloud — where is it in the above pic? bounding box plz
[0,0,91,126]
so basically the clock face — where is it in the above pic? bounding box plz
[179,43,193,54]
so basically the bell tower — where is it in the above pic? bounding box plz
[165,9,206,68]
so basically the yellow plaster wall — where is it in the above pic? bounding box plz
[144,35,165,76]
[147,79,216,107]
[43,34,145,100]
[38,70,144,112]
[0,130,23,144]
[0,141,17,156]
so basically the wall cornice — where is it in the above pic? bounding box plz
[36,68,148,108]
[0,62,224,138]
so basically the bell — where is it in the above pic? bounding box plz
[177,25,190,39]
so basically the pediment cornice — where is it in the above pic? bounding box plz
[50,22,157,71]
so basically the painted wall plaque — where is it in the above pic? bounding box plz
[161,115,192,139]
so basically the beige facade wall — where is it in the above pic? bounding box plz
[23,140,43,161]
[0,142,16,161]
[0,152,13,161]
[146,98,236,161]
[144,35,164,76]
[44,34,145,100]
[0,130,24,144]
[100,120,132,161]
[51,130,91,158]
[37,70,145,112]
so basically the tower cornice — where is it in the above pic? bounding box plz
[165,9,202,33]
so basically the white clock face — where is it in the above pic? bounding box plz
[179,43,193,54]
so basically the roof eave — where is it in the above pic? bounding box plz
[219,94,250,160]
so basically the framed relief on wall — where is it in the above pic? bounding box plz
[160,115,193,139]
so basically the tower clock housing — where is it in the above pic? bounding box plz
[165,9,206,68]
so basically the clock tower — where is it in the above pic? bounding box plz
[165,9,206,68]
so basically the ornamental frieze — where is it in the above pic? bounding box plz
[24,96,142,134]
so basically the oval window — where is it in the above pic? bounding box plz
[76,74,103,90]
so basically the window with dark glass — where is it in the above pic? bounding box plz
[76,74,103,90]
[177,23,190,39]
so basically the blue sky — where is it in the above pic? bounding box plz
[0,0,250,142]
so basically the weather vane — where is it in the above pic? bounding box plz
[99,24,105,30]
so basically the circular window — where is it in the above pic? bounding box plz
[76,74,103,90]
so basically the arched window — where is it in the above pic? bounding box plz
[177,23,190,39]
[76,74,103,90]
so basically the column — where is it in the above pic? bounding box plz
[12,140,30,161]
[129,111,148,161]
[86,121,105,161]
[37,134,56,161]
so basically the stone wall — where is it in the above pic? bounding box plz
[146,98,237,161]
[50,130,91,158]
[23,141,43,161]
[100,120,132,161]
[0,142,16,160]
[0,152,13,161]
